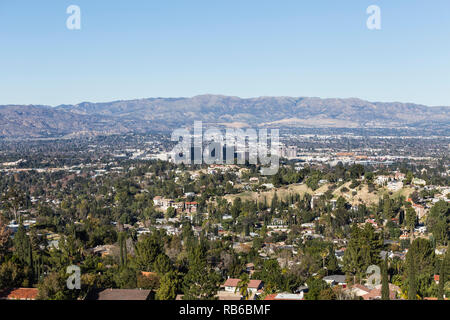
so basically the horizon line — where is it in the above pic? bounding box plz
[1,94,449,109]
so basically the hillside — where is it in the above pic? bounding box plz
[1,95,449,139]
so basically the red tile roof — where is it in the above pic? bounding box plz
[0,288,39,300]
[360,284,400,300]
[223,278,262,289]
[362,288,396,300]
[141,271,158,278]
[351,284,371,293]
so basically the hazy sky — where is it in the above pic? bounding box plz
[1,0,449,106]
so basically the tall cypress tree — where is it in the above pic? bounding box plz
[13,223,30,264]
[34,254,41,282]
[28,240,34,285]
[381,257,390,300]
[123,235,128,266]
[119,233,124,266]
[271,192,278,213]
[408,247,417,300]
[326,247,339,274]
[183,246,220,300]
[119,232,127,267]
[438,258,445,300]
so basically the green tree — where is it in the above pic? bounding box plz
[3,187,26,221]
[137,272,160,290]
[37,272,78,300]
[235,273,250,300]
[114,266,137,289]
[0,218,11,260]
[270,193,278,213]
[404,238,436,298]
[343,224,383,283]
[165,207,176,219]
[118,232,128,267]
[156,271,180,300]
[0,260,26,289]
[13,224,31,265]
[182,246,220,300]
[225,182,234,194]
[381,257,390,300]
[254,259,283,292]
[320,248,329,270]
[305,175,320,191]
[382,194,393,220]
[427,200,449,245]
[134,233,163,271]
[404,171,413,185]
[405,207,417,235]
[326,247,339,274]
[304,278,328,300]
[438,260,445,300]
[153,253,172,275]
[407,247,417,300]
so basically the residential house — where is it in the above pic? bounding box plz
[347,283,400,300]
[222,278,264,296]
[387,181,403,192]
[412,178,426,186]
[152,196,163,206]
[185,201,198,213]
[323,275,347,287]
[245,263,255,273]
[375,175,390,186]
[394,171,406,181]
[92,244,115,257]
[412,203,426,219]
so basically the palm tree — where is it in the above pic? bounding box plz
[320,248,330,272]
[235,273,250,300]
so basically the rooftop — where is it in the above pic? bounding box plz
[223,278,262,289]
[0,288,39,300]
[90,289,152,300]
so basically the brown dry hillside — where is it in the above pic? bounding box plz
[225,182,415,207]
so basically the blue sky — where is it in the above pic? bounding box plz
[1,0,449,106]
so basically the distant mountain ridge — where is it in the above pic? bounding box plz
[1,95,449,139]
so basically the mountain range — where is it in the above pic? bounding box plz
[1,95,449,139]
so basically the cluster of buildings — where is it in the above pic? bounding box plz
[152,196,198,214]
